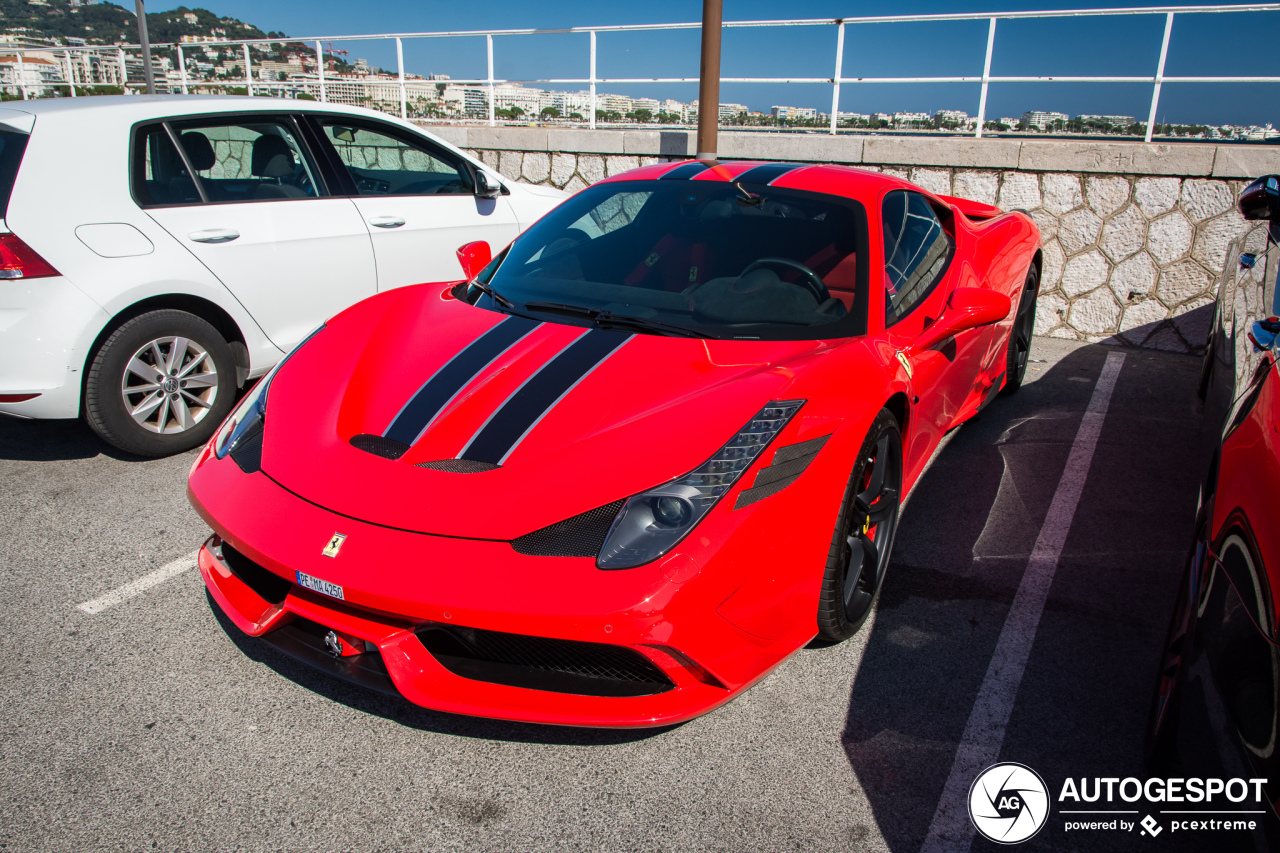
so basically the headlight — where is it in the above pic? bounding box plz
[597,400,804,569]
[214,326,323,460]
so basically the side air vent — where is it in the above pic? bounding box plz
[417,458,500,473]
[511,500,625,557]
[349,433,410,460]
[417,624,674,697]
[219,540,292,604]
[734,433,832,509]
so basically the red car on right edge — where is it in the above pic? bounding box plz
[1147,174,1280,842]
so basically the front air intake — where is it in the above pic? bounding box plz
[511,500,625,557]
[417,624,674,697]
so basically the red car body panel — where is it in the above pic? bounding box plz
[188,160,1041,727]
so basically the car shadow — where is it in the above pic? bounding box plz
[206,591,676,747]
[0,415,144,462]
[829,341,1212,851]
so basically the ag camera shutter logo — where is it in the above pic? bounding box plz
[968,763,1050,844]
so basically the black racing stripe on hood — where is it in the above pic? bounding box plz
[659,161,713,180]
[459,330,632,465]
[733,162,805,185]
[383,314,541,446]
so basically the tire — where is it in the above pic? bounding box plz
[1001,264,1040,396]
[817,408,904,641]
[84,309,237,457]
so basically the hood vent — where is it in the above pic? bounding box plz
[417,458,500,473]
[349,434,410,460]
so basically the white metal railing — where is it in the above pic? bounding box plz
[5,4,1280,143]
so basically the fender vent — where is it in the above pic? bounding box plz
[417,458,500,473]
[511,500,625,557]
[229,422,264,473]
[350,433,409,460]
[735,433,832,509]
[417,624,674,697]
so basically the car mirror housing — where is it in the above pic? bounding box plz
[456,241,493,280]
[1239,175,1280,220]
[908,287,1012,355]
[475,170,502,199]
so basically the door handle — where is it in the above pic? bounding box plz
[188,228,240,244]
[368,216,406,228]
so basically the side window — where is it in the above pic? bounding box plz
[881,190,953,325]
[318,120,474,196]
[166,117,322,203]
[132,125,201,206]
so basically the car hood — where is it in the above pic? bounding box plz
[261,286,832,540]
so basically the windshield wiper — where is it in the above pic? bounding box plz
[470,280,516,311]
[592,311,707,338]
[522,300,597,318]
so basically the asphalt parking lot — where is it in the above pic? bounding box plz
[0,336,1228,852]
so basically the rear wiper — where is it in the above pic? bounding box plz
[470,280,516,311]
[592,311,707,338]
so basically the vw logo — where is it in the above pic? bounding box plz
[161,377,178,394]
[968,763,1050,844]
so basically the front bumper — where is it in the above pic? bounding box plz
[187,445,815,728]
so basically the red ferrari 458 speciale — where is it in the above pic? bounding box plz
[188,159,1041,727]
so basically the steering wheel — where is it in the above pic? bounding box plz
[739,257,829,304]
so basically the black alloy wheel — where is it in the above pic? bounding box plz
[1001,264,1040,395]
[817,408,904,641]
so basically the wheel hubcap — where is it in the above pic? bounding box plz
[842,432,902,622]
[121,336,219,434]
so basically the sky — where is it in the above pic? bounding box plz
[144,1,1280,126]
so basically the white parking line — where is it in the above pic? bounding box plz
[921,351,1126,853]
[75,551,199,615]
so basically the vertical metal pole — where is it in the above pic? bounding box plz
[243,43,253,96]
[974,17,997,139]
[1146,12,1174,143]
[117,47,127,92]
[696,0,723,160]
[396,37,407,119]
[134,0,155,94]
[64,51,76,97]
[16,52,27,100]
[486,34,495,127]
[315,40,326,102]
[829,21,845,135]
[177,44,188,94]
[589,30,597,129]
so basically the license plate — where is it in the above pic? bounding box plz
[296,571,344,600]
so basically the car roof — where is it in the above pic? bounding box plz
[0,94,407,125]
[600,159,923,202]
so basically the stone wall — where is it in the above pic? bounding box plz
[425,127,1280,354]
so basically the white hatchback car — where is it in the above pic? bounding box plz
[0,95,565,455]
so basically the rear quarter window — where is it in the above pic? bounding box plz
[0,130,30,220]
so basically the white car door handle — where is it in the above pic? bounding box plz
[188,228,240,244]
[368,216,406,228]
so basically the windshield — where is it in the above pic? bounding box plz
[469,179,869,340]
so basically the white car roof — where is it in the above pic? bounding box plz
[2,94,420,128]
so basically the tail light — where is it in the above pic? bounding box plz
[0,233,58,280]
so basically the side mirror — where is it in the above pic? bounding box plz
[1239,175,1280,220]
[908,287,1012,355]
[456,241,492,280]
[474,170,502,200]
